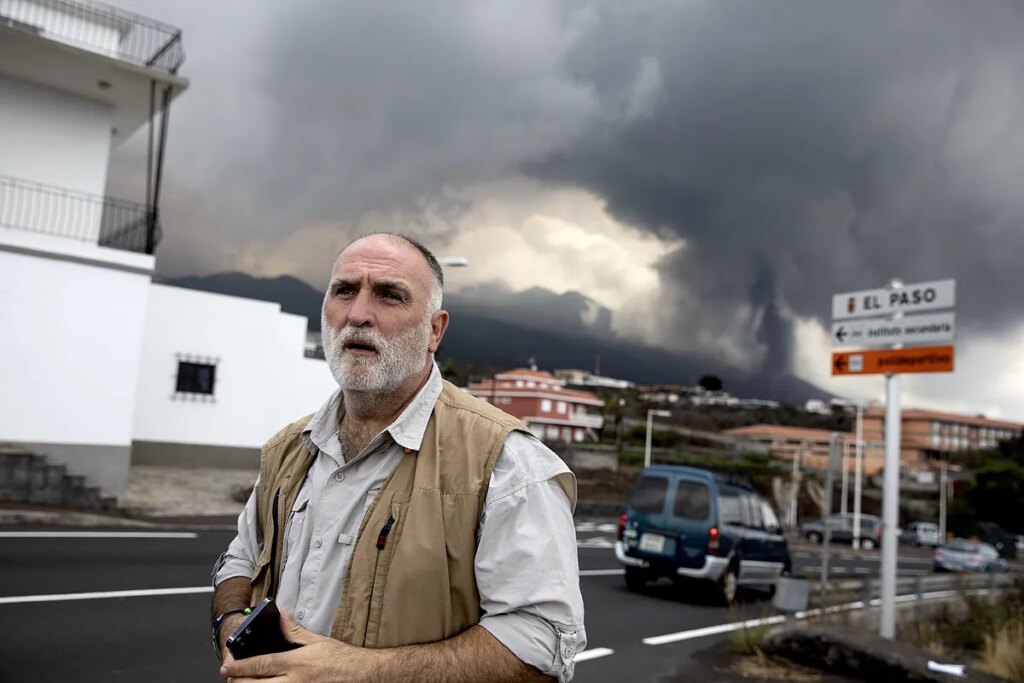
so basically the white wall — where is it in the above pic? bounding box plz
[0,235,153,493]
[0,74,114,242]
[133,285,338,452]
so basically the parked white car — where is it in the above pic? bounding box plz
[900,521,941,547]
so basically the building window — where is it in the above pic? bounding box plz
[176,360,216,396]
[527,381,536,388]
[516,380,524,388]
[541,399,552,413]
[574,428,584,442]
[546,425,561,440]
[556,401,567,414]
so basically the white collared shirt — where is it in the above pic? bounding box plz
[214,363,586,681]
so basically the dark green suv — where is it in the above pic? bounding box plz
[616,465,791,603]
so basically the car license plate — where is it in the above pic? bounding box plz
[639,533,666,553]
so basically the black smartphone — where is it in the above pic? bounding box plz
[225,598,301,660]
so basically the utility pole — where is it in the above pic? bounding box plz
[939,461,948,541]
[840,439,850,515]
[820,434,841,600]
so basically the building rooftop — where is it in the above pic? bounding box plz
[865,407,1024,430]
[722,424,847,442]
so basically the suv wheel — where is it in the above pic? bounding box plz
[807,531,822,544]
[624,567,647,591]
[721,565,740,605]
[861,538,876,550]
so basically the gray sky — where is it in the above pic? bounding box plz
[110,0,1024,418]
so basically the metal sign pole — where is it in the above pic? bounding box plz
[879,279,904,639]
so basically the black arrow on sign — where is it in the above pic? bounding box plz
[835,326,847,343]
[834,355,848,373]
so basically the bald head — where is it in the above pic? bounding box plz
[339,233,444,313]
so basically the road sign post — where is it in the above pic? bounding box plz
[880,367,901,638]
[829,278,956,640]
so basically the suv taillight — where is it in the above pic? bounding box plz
[617,513,627,541]
[707,527,721,554]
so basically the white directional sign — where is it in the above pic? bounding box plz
[831,312,956,348]
[832,279,955,321]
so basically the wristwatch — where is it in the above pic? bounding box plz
[211,607,251,660]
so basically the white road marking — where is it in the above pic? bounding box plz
[643,616,788,645]
[574,648,615,662]
[0,586,213,605]
[575,523,618,533]
[0,532,198,539]
[577,538,615,549]
[579,569,625,576]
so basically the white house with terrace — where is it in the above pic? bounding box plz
[0,0,336,499]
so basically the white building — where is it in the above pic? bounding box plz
[0,0,336,498]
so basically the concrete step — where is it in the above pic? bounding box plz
[0,449,115,510]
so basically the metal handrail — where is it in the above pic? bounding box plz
[0,0,184,74]
[0,174,159,254]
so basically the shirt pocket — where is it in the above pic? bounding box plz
[280,488,310,577]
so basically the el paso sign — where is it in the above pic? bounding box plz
[830,278,956,376]
[831,279,955,321]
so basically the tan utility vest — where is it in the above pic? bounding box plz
[249,380,565,648]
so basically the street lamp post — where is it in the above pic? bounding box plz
[644,409,672,468]
[832,398,868,548]
[840,439,851,515]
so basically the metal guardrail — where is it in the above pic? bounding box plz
[0,0,184,74]
[805,571,1016,609]
[0,175,159,254]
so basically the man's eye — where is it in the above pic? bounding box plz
[335,286,354,296]
[382,291,402,301]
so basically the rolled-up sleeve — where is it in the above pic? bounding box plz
[212,476,262,586]
[476,434,586,682]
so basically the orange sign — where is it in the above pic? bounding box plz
[832,345,955,376]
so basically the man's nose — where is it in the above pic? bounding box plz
[346,289,374,327]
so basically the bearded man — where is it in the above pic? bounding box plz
[211,233,585,682]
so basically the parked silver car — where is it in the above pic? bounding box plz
[933,539,1007,573]
[801,513,882,550]
[900,521,940,547]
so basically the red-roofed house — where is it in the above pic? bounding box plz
[467,368,605,443]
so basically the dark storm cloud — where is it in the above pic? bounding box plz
[532,0,1024,363]
[114,0,1024,373]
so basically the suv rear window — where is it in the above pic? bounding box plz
[673,480,710,520]
[631,476,668,513]
[717,488,743,525]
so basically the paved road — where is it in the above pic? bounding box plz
[0,523,941,683]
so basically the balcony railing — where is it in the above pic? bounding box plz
[0,0,184,74]
[0,175,161,254]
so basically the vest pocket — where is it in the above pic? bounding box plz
[364,500,410,645]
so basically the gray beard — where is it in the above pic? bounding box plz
[321,316,431,393]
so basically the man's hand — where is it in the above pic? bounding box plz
[220,609,380,682]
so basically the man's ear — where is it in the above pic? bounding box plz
[428,310,450,353]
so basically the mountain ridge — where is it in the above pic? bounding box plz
[159,271,829,403]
